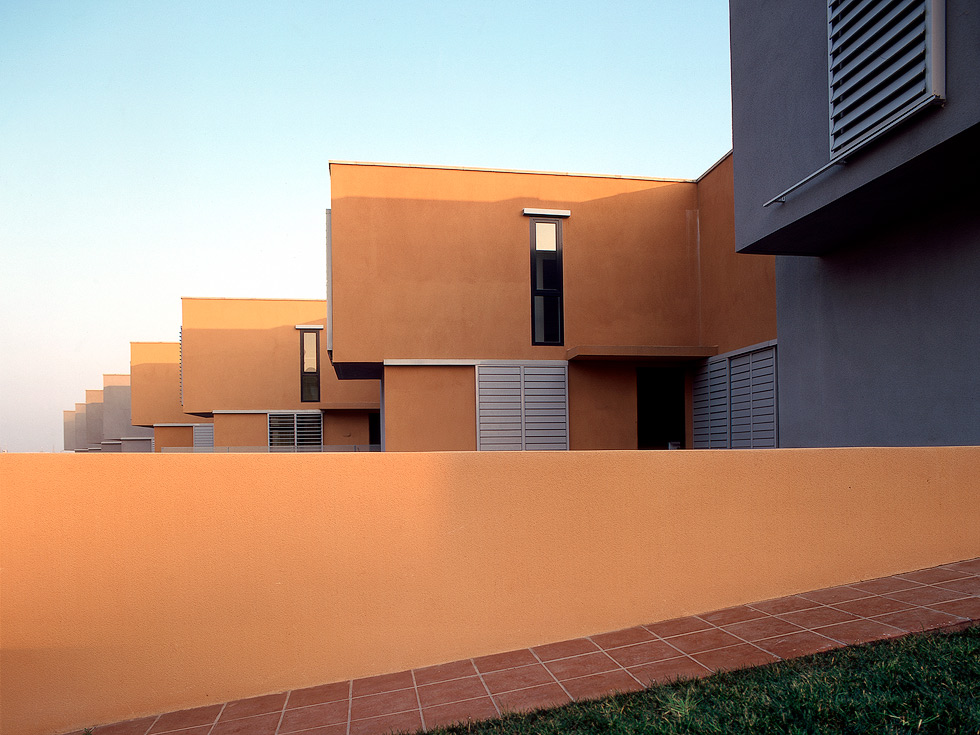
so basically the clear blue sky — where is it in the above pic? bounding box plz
[0,1,733,452]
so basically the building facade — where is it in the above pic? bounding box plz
[328,154,778,451]
[729,0,980,446]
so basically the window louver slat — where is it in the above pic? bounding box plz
[476,364,567,451]
[828,0,942,158]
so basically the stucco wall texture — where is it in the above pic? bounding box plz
[180,298,379,416]
[2,448,978,735]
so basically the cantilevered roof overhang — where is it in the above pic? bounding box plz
[566,345,717,362]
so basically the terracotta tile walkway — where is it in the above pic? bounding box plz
[74,558,980,735]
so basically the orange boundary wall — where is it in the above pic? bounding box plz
[2,448,978,735]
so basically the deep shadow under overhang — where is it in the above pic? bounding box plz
[567,345,718,363]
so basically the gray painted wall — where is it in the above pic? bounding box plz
[776,194,980,447]
[730,0,980,254]
[730,0,980,447]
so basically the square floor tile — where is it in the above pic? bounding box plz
[645,616,713,638]
[930,597,980,620]
[149,705,222,733]
[722,616,803,642]
[898,568,971,585]
[351,670,415,698]
[278,700,349,733]
[940,559,980,575]
[777,605,861,630]
[532,637,600,662]
[850,577,923,595]
[667,627,743,654]
[628,656,711,685]
[422,697,499,730]
[698,605,766,626]
[219,693,287,722]
[349,688,419,721]
[605,639,684,668]
[413,658,478,686]
[749,596,820,615]
[92,717,157,735]
[473,648,538,674]
[210,712,279,735]
[834,596,913,618]
[482,664,555,695]
[286,681,350,709]
[818,619,906,645]
[799,586,870,605]
[935,576,980,596]
[417,676,488,709]
[493,683,571,714]
[690,644,778,672]
[874,607,967,633]
[543,652,619,680]
[349,710,422,735]
[885,585,969,606]
[560,670,644,702]
[590,626,656,650]
[754,631,840,659]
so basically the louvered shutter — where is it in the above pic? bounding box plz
[477,366,524,450]
[295,413,323,451]
[192,424,214,449]
[829,0,944,158]
[477,364,568,450]
[729,349,777,448]
[693,359,730,448]
[694,345,778,449]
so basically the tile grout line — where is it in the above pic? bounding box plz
[345,679,352,735]
[469,658,503,718]
[592,640,648,688]
[273,690,290,735]
[203,702,226,735]
[410,668,426,732]
[637,625,719,677]
[528,647,575,702]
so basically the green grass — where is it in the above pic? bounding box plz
[432,627,980,735]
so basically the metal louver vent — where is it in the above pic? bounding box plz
[693,345,777,449]
[476,363,568,451]
[828,0,945,158]
[192,424,214,449]
[269,412,322,451]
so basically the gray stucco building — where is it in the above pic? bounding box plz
[729,0,980,446]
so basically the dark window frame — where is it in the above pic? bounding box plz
[299,329,321,402]
[529,217,564,346]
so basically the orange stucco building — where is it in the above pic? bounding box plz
[328,153,777,451]
[175,298,380,450]
[130,341,211,452]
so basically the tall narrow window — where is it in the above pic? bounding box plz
[300,329,320,402]
[530,218,563,345]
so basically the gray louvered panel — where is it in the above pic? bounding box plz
[828,0,940,157]
[693,358,730,448]
[192,424,214,449]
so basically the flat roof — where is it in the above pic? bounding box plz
[329,159,694,184]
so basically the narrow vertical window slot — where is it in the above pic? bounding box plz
[530,218,564,346]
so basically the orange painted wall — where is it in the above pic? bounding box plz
[696,155,777,352]
[2,448,978,735]
[152,425,193,453]
[568,363,637,449]
[323,410,374,446]
[330,164,701,364]
[130,343,200,426]
[213,413,268,448]
[383,366,477,451]
[180,298,379,415]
